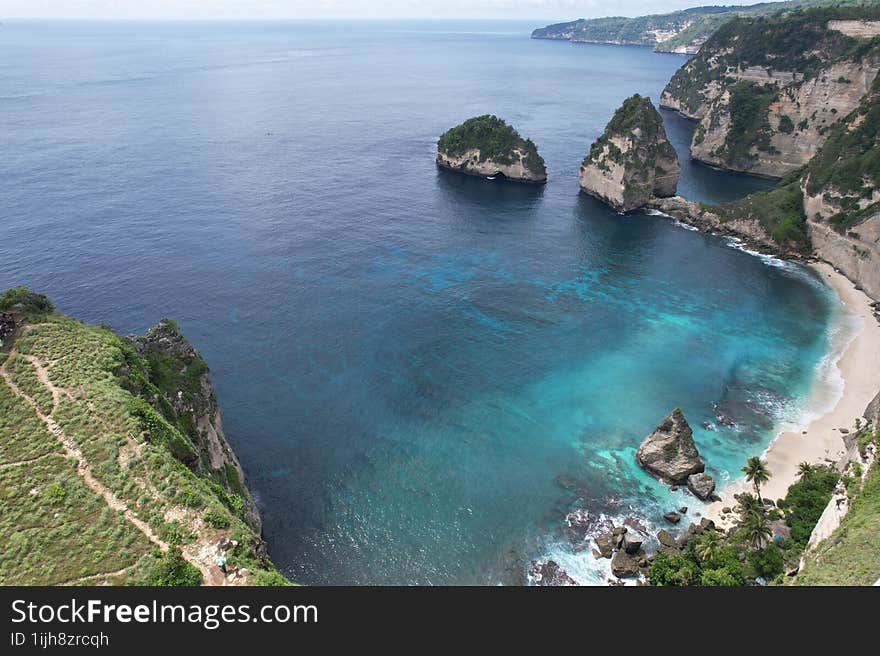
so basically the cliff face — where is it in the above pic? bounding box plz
[436,115,547,184]
[130,320,261,531]
[579,95,680,212]
[802,66,880,300]
[660,10,880,178]
[436,147,547,183]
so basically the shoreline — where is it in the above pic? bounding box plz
[706,262,880,527]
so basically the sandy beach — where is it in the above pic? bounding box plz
[707,262,880,527]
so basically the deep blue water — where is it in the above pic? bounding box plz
[1,21,839,584]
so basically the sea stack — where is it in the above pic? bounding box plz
[579,94,680,212]
[636,408,705,484]
[436,115,547,184]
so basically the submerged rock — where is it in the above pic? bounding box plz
[663,511,682,524]
[687,472,716,500]
[529,560,577,586]
[579,94,680,212]
[636,408,705,484]
[436,115,547,184]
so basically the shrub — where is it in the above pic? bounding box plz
[254,570,293,586]
[0,287,54,315]
[203,508,230,529]
[146,547,202,586]
[748,542,785,579]
[778,467,839,549]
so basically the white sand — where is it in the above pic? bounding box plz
[707,263,880,527]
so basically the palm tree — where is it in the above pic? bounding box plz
[735,492,764,520]
[797,462,814,480]
[742,457,771,501]
[740,509,772,551]
[695,529,721,563]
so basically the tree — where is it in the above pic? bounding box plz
[742,456,771,501]
[740,509,772,551]
[797,462,814,480]
[694,530,721,563]
[735,492,764,519]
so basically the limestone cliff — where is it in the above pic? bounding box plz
[801,68,880,300]
[660,9,880,178]
[579,94,680,212]
[436,115,547,184]
[129,320,261,531]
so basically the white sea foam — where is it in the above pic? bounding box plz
[760,296,862,457]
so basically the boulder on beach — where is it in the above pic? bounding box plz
[687,472,716,500]
[636,408,705,483]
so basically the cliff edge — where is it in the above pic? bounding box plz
[0,288,288,586]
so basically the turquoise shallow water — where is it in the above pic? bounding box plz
[0,20,840,584]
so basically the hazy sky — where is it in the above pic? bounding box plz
[0,1,765,20]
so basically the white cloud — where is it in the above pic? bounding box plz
[0,0,764,20]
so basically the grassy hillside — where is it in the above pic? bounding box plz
[798,426,880,585]
[0,288,289,586]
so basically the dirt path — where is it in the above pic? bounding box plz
[0,336,218,584]
[58,567,133,587]
[0,450,56,470]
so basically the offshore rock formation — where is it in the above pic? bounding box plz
[660,9,880,178]
[579,94,680,212]
[130,320,261,531]
[636,408,705,484]
[436,115,547,184]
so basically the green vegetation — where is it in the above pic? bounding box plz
[798,428,880,585]
[778,466,840,550]
[0,290,290,585]
[649,455,846,586]
[649,532,746,586]
[713,171,810,252]
[0,286,53,317]
[437,115,546,175]
[741,456,771,501]
[146,547,202,586]
[724,81,780,165]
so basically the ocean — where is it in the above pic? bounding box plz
[0,20,849,584]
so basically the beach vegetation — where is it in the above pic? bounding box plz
[742,456,771,501]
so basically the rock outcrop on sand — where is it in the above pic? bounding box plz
[687,472,716,500]
[436,115,547,184]
[636,408,705,484]
[579,94,680,212]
